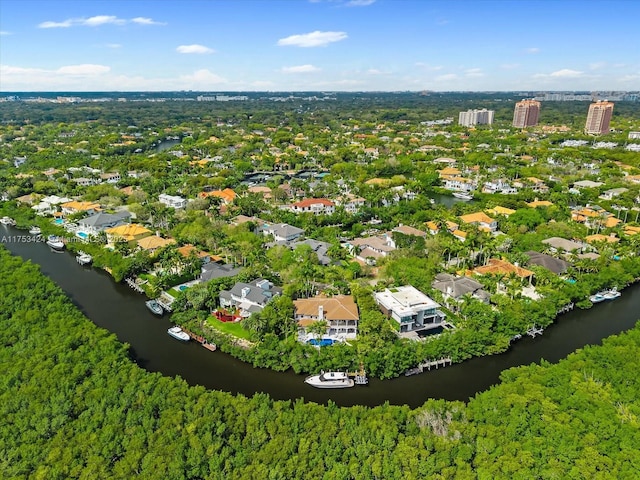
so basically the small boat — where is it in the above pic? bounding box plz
[452,192,473,200]
[76,252,92,265]
[201,340,217,351]
[589,292,606,303]
[304,371,354,389]
[603,288,621,300]
[29,226,42,234]
[167,326,190,341]
[146,300,164,316]
[46,235,65,250]
[1,216,16,225]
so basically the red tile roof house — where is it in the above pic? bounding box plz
[289,198,335,215]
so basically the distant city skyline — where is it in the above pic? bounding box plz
[1,0,639,92]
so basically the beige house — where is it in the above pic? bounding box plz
[295,295,359,341]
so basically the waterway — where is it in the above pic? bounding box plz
[2,224,639,409]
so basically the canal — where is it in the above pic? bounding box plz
[2,224,639,409]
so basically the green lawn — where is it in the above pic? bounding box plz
[207,317,253,340]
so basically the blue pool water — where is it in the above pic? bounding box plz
[54,219,63,225]
[307,339,335,347]
[565,278,577,284]
[179,285,189,291]
[76,232,89,240]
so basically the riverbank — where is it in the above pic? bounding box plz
[3,226,640,407]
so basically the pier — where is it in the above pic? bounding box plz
[557,303,574,315]
[527,325,544,338]
[156,293,174,312]
[348,366,369,385]
[405,357,453,376]
[124,277,145,294]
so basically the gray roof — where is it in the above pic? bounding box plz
[525,251,570,274]
[542,237,584,252]
[78,211,130,228]
[432,274,488,300]
[200,262,242,282]
[290,238,333,265]
[269,223,304,238]
[222,278,283,307]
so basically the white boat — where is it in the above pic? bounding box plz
[589,292,606,303]
[167,326,190,341]
[304,371,354,389]
[29,226,42,234]
[146,299,164,316]
[1,216,16,225]
[452,192,473,200]
[76,251,92,265]
[46,235,65,250]
[603,288,621,300]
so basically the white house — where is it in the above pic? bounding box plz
[290,198,335,215]
[374,286,445,333]
[158,194,187,209]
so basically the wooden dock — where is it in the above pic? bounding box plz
[405,357,453,376]
[124,277,145,294]
[182,328,217,351]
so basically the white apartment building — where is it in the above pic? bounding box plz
[374,285,445,333]
[458,109,495,127]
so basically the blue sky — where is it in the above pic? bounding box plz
[1,0,638,92]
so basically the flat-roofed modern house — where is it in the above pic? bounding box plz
[374,285,445,333]
[158,194,188,209]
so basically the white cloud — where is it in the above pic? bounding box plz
[106,43,122,49]
[38,16,164,28]
[366,68,390,75]
[0,31,11,36]
[619,73,640,82]
[435,73,458,82]
[84,15,125,27]
[550,68,584,78]
[39,19,75,28]
[415,62,443,71]
[277,30,347,47]
[56,64,111,75]
[178,69,227,86]
[176,44,215,54]
[589,62,607,70]
[281,64,321,73]
[526,47,540,54]
[131,17,166,26]
[465,68,483,77]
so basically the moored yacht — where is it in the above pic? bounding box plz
[167,326,190,341]
[76,251,92,265]
[29,226,42,235]
[589,292,606,303]
[304,371,354,389]
[452,191,473,200]
[146,299,164,316]
[1,216,16,225]
[46,235,65,250]
[603,288,621,300]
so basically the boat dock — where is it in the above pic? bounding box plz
[405,357,453,376]
[527,325,544,338]
[347,366,369,385]
[156,293,174,312]
[124,277,145,294]
[181,327,217,351]
[557,303,574,315]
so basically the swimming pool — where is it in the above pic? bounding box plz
[76,231,89,240]
[54,218,64,225]
[307,338,335,347]
[179,285,189,291]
